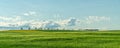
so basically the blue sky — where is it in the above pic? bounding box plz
[0,0,120,30]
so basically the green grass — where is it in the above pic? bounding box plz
[0,30,120,48]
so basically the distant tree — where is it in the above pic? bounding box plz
[46,28,49,30]
[35,27,37,30]
[28,27,31,30]
[56,28,59,30]
[63,28,65,30]
[39,28,42,30]
[21,27,23,30]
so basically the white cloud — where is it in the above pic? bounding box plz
[0,22,9,27]
[0,16,21,22]
[0,16,13,21]
[41,21,60,29]
[24,13,29,16]
[23,11,36,16]
[0,16,22,27]
[58,18,77,26]
[85,16,110,24]
[12,20,61,29]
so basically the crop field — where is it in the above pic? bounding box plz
[0,30,120,48]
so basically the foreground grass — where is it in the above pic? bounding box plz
[0,30,120,48]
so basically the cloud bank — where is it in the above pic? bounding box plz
[0,15,111,30]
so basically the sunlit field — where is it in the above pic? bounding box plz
[0,30,120,48]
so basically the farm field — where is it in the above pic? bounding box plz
[0,30,120,48]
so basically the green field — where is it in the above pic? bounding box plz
[0,30,120,48]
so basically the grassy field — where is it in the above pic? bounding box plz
[0,30,120,48]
